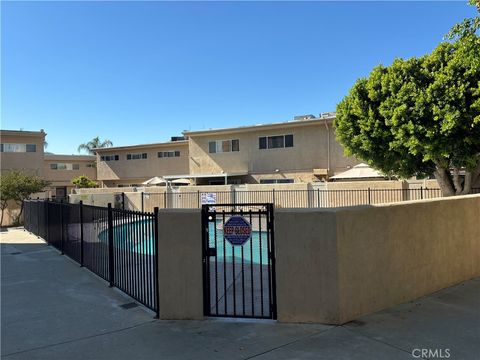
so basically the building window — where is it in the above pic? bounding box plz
[0,143,37,153]
[259,135,294,149]
[127,153,147,160]
[260,179,294,184]
[50,163,80,170]
[158,151,180,158]
[100,155,119,161]
[208,139,240,153]
[86,163,96,168]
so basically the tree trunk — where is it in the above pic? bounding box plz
[434,167,455,197]
[434,160,480,197]
[15,201,25,225]
[452,167,463,195]
[0,204,6,227]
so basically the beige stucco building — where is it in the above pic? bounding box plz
[94,114,359,187]
[0,129,46,177]
[0,129,97,198]
[182,114,359,185]
[43,154,97,197]
[95,140,190,187]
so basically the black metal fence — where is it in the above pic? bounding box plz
[202,203,277,319]
[23,199,159,316]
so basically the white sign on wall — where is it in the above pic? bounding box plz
[201,192,217,205]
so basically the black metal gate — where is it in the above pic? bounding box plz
[202,203,277,319]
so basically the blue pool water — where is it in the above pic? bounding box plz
[207,222,269,265]
[99,220,269,265]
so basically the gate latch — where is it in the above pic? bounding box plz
[207,247,217,257]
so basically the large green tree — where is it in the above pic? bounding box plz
[0,171,50,226]
[77,136,113,155]
[335,5,480,196]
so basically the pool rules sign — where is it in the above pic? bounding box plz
[223,216,252,246]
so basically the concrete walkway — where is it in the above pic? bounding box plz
[1,228,479,360]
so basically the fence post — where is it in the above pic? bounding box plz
[233,188,237,205]
[80,201,84,267]
[107,203,115,287]
[163,192,167,209]
[153,207,160,319]
[197,190,200,208]
[60,200,64,255]
[368,187,371,205]
[272,188,276,206]
[37,198,41,237]
[122,192,125,211]
[420,186,424,200]
[317,188,321,208]
[141,192,144,212]
[45,200,49,244]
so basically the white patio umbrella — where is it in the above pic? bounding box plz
[171,178,191,185]
[142,176,166,186]
[330,163,385,180]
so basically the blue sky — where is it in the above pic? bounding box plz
[1,1,476,154]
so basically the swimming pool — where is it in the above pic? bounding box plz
[99,220,269,265]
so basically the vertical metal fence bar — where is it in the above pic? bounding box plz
[153,207,159,318]
[108,203,114,287]
[80,201,84,266]
[201,206,210,316]
[269,203,277,319]
[60,201,65,254]
[222,210,227,315]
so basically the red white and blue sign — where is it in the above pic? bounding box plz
[223,216,252,246]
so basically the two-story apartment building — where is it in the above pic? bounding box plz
[181,114,358,185]
[94,139,189,187]
[94,114,359,186]
[0,129,46,177]
[0,129,97,197]
[0,129,98,224]
[43,154,97,197]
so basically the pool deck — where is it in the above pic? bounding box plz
[1,228,479,360]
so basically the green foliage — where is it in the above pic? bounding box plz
[335,20,480,195]
[78,136,113,155]
[445,1,479,40]
[0,170,50,225]
[72,175,97,188]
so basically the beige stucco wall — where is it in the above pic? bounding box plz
[0,130,46,177]
[187,122,358,180]
[96,142,189,182]
[275,209,340,323]
[335,195,480,323]
[275,195,480,324]
[157,209,204,320]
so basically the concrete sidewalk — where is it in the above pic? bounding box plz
[1,228,479,360]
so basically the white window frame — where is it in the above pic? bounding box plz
[0,143,37,153]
